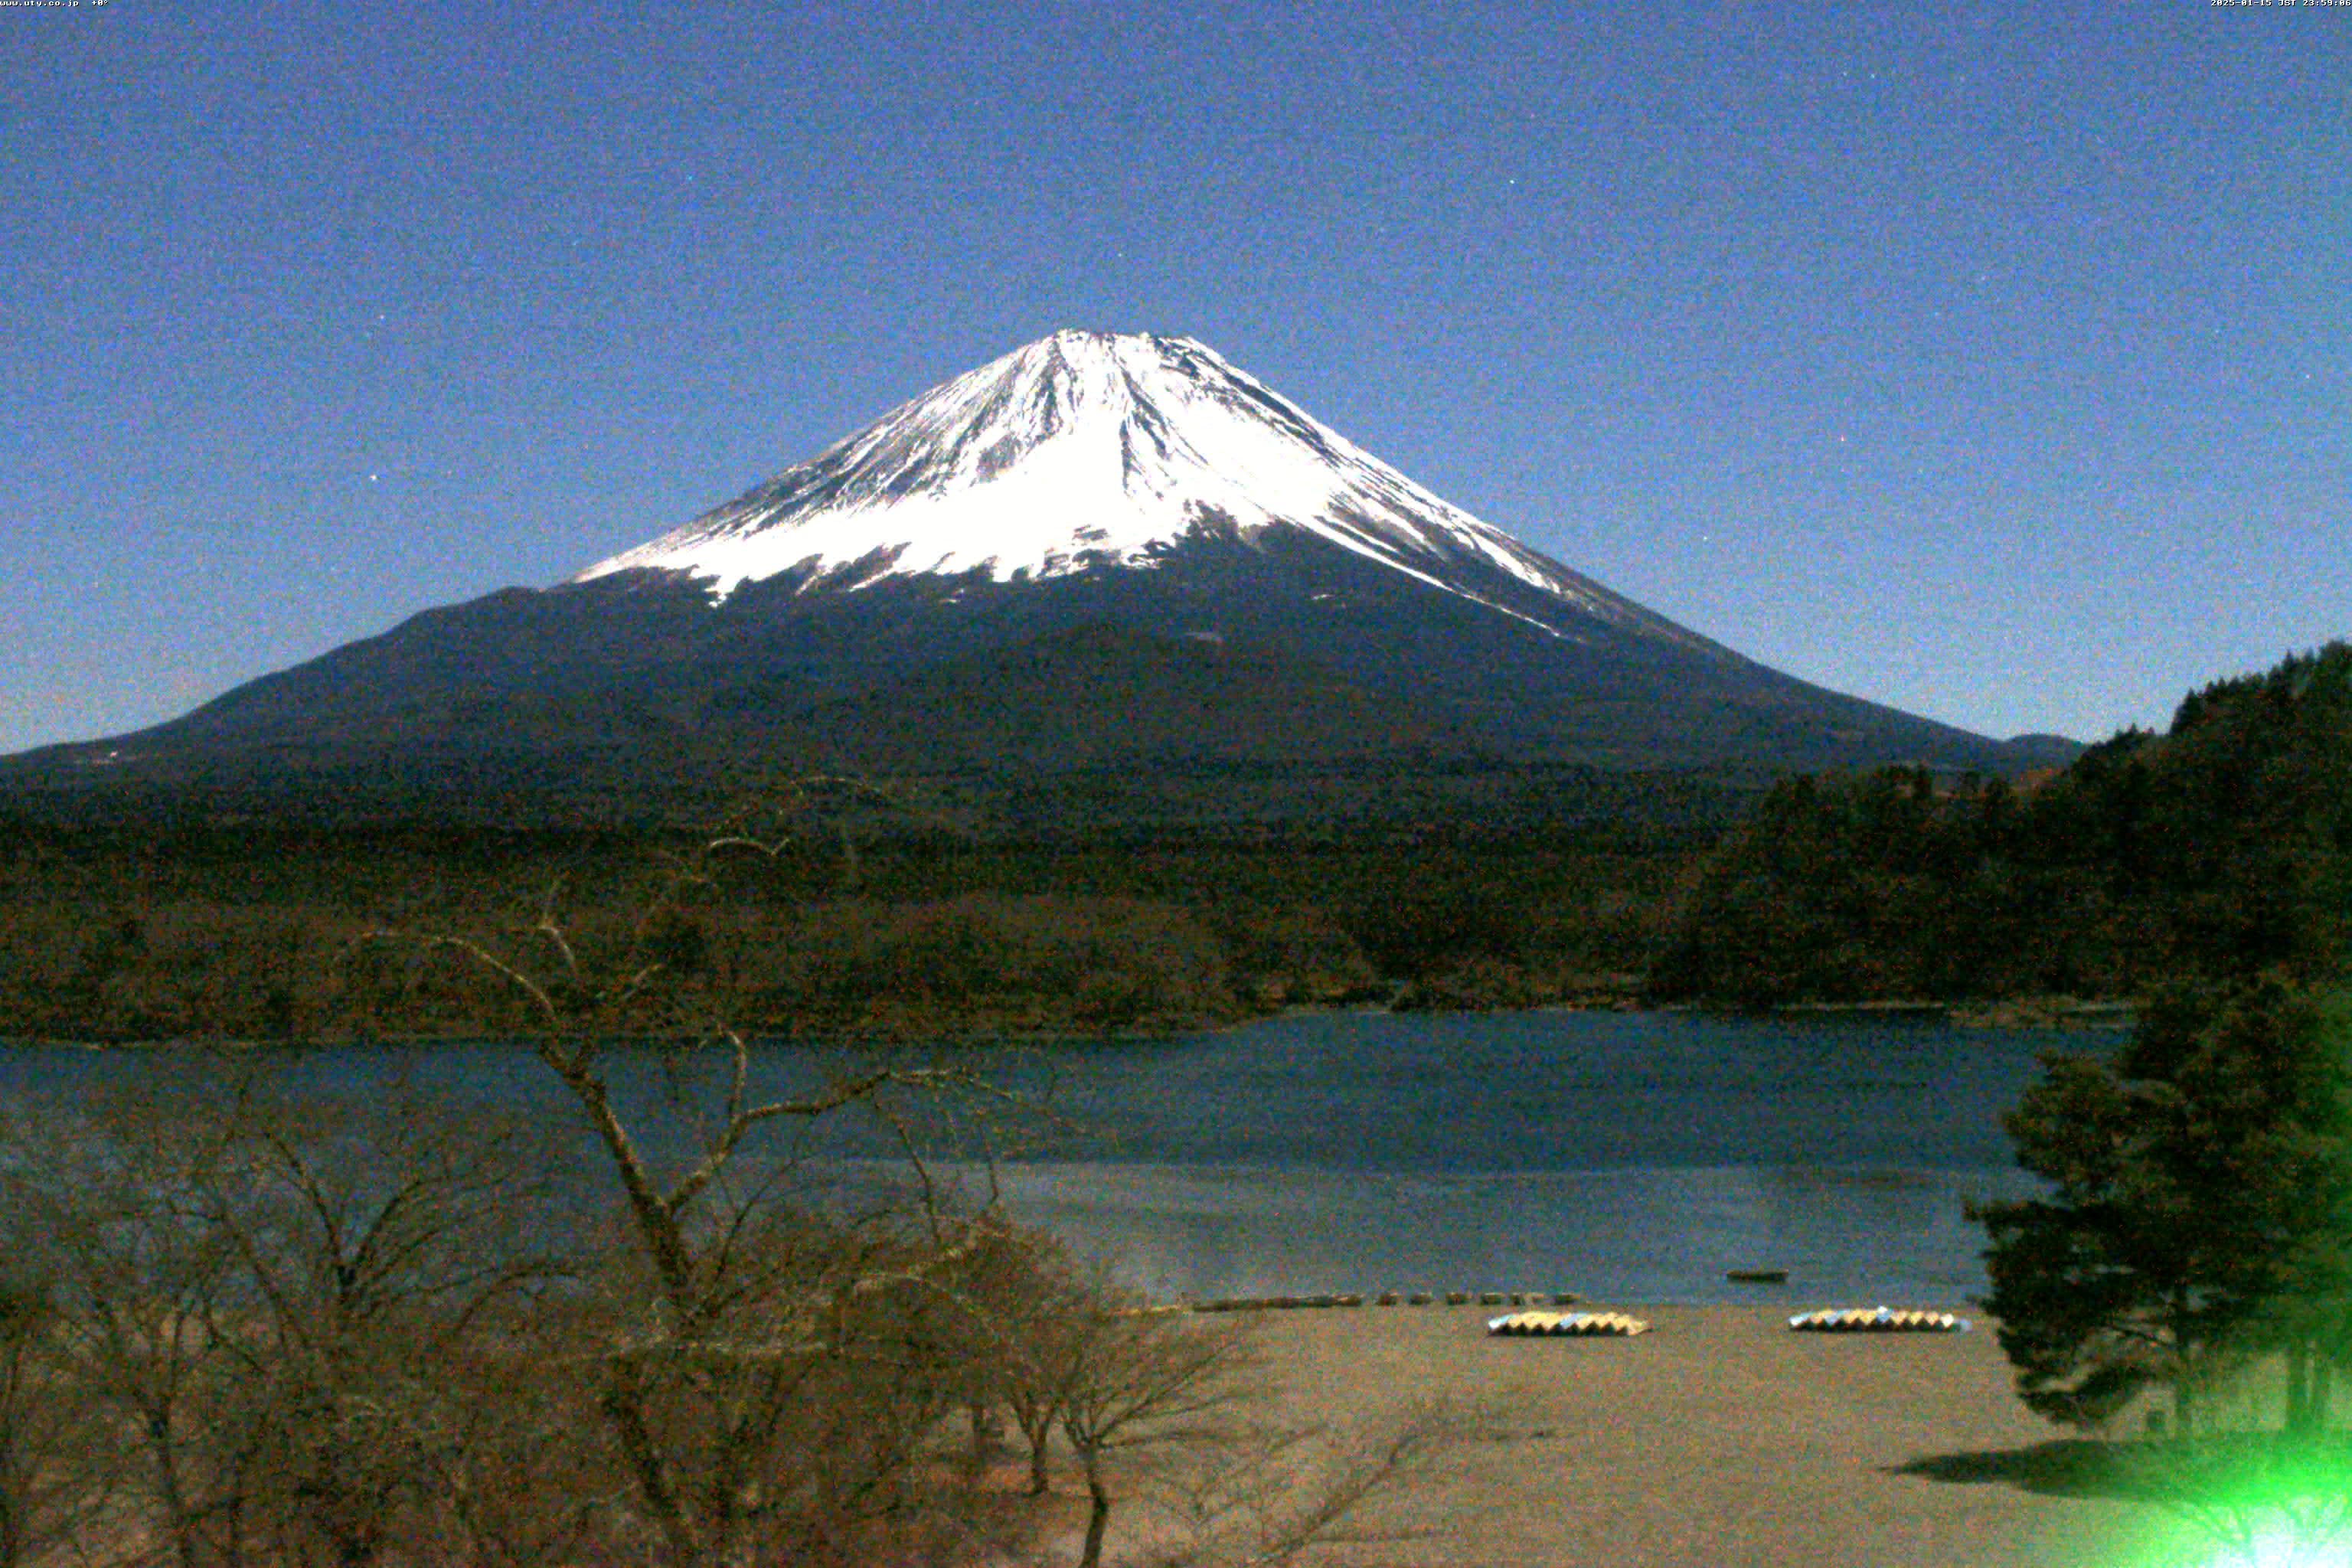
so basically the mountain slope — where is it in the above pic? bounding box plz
[791,619,1475,773]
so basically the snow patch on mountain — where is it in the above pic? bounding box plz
[573,330,1700,649]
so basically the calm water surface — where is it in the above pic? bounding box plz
[2,1011,2107,1305]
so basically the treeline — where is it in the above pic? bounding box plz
[1655,642,2352,1008]
[0,805,1700,1044]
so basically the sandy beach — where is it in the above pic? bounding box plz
[1187,1302,2207,1568]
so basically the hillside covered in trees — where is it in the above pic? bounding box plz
[3,645,2341,1044]
[0,802,1710,1046]
[1655,642,2352,1008]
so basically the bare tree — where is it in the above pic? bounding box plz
[372,828,1020,1568]
[1044,1289,1256,1568]
[0,1269,110,1568]
[1134,1402,1471,1568]
[0,1066,573,1568]
[188,1079,570,1568]
[928,1216,1081,1497]
[1,1088,252,1568]
[949,1235,1465,1568]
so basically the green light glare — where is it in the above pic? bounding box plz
[2226,1517,2349,1568]
[2074,1439,2352,1568]
[2158,1448,2352,1568]
[2108,1512,2347,1568]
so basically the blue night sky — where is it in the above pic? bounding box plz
[4,0,2346,758]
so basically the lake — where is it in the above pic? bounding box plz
[0,1009,2104,1306]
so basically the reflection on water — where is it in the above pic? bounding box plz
[0,1009,2092,1305]
[818,1157,2043,1306]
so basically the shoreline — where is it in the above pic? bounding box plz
[0,991,2135,1054]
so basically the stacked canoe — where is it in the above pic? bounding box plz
[1788,1306,1969,1333]
[1485,1311,1650,1338]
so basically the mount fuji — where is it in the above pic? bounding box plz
[6,330,2070,808]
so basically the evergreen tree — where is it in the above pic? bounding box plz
[1974,978,2352,1432]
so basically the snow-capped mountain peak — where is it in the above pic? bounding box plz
[570,329,1693,647]
[7,331,2059,794]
